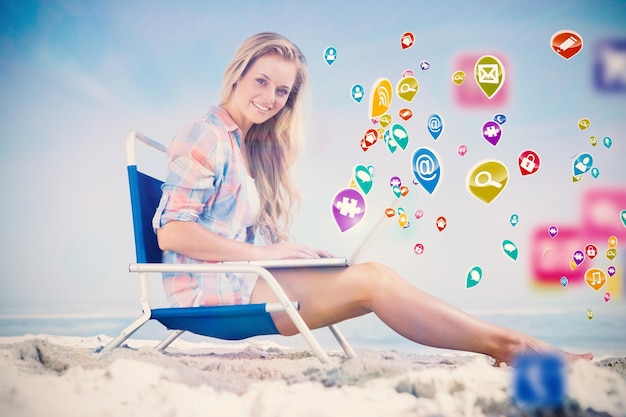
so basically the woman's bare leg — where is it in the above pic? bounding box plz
[249,262,593,365]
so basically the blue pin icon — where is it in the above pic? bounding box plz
[603,136,613,148]
[427,114,443,140]
[466,266,483,288]
[354,164,373,194]
[411,147,442,195]
[351,84,364,103]
[560,276,568,287]
[573,153,593,176]
[323,46,337,65]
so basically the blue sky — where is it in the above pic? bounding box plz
[1,0,625,330]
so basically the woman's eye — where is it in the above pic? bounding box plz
[256,78,266,86]
[277,88,289,96]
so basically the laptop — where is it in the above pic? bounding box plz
[221,197,400,269]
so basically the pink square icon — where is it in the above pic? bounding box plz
[452,53,510,109]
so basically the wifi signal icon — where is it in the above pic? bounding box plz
[370,78,393,119]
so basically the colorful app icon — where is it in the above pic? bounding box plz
[331,188,366,233]
[354,164,373,195]
[621,210,626,227]
[551,30,583,60]
[414,209,424,219]
[466,266,483,288]
[608,266,616,277]
[573,153,593,176]
[369,78,393,119]
[603,136,613,148]
[324,46,337,65]
[379,113,392,128]
[412,147,442,195]
[494,113,507,124]
[608,235,618,248]
[593,37,626,93]
[400,32,415,50]
[502,240,519,261]
[474,55,505,99]
[452,70,466,85]
[590,136,598,147]
[427,114,443,140]
[414,243,424,255]
[360,128,378,152]
[572,250,585,266]
[457,144,468,156]
[585,244,598,259]
[591,168,600,178]
[396,76,419,102]
[466,160,509,204]
[584,267,607,291]
[351,84,364,103]
[436,216,447,232]
[453,53,509,108]
[578,118,590,130]
[399,108,413,121]
[604,292,611,302]
[560,276,568,287]
[510,214,519,226]
[482,120,502,146]
[606,248,617,260]
[587,309,594,320]
[420,61,431,70]
[548,225,559,238]
[513,353,565,409]
[518,150,541,176]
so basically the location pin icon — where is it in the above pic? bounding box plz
[412,147,442,195]
[354,164,373,195]
[466,266,483,288]
[331,188,366,233]
[427,114,443,140]
[474,55,505,99]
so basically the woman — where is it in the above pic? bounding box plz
[153,32,592,366]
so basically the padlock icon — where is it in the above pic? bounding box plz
[518,150,540,176]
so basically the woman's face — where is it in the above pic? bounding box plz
[228,54,297,133]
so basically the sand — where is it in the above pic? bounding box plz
[0,334,624,417]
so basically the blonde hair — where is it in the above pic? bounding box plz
[220,32,309,243]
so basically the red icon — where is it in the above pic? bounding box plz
[436,216,447,232]
[399,107,413,121]
[551,30,583,60]
[360,129,378,151]
[401,32,415,50]
[518,150,541,176]
[414,243,424,254]
[585,244,598,259]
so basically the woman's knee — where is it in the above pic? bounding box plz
[351,261,402,291]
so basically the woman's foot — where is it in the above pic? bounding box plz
[489,330,593,367]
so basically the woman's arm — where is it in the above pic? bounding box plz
[157,220,324,262]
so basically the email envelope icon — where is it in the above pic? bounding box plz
[478,64,500,84]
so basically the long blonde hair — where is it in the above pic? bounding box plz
[220,32,309,243]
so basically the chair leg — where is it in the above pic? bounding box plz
[100,311,151,353]
[155,329,185,352]
[328,324,358,359]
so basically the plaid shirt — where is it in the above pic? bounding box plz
[152,106,260,306]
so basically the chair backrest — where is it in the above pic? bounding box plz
[126,130,168,263]
[127,165,164,263]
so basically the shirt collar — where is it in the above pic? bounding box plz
[211,106,243,146]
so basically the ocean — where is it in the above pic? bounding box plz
[1,304,625,360]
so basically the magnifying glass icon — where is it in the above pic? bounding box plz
[400,83,417,93]
[474,170,502,188]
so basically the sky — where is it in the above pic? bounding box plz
[0,0,625,333]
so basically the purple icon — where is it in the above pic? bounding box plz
[608,266,616,277]
[482,120,502,146]
[573,250,585,266]
[331,188,366,233]
[593,38,626,93]
[548,226,559,238]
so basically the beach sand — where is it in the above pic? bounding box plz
[0,334,624,417]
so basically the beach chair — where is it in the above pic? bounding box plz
[101,130,357,364]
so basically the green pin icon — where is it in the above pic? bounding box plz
[474,55,505,99]
[502,240,519,261]
[466,266,483,288]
